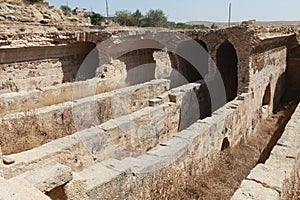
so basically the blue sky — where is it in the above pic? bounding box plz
[47,0,300,22]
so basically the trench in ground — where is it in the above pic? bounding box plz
[137,100,298,200]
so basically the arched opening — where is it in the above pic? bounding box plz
[171,39,209,83]
[64,42,98,82]
[196,39,209,77]
[118,48,159,85]
[216,40,238,102]
[221,137,230,151]
[262,83,271,106]
[106,39,165,86]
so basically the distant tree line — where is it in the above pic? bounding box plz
[114,9,168,27]
[58,5,218,29]
[114,9,218,29]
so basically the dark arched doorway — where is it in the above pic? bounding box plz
[68,42,98,82]
[216,40,238,102]
[171,39,209,83]
[263,83,271,106]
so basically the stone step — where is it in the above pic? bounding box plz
[64,163,123,199]
[0,176,51,200]
[63,113,217,199]
[11,161,73,193]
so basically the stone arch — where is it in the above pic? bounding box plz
[118,48,160,85]
[108,39,165,85]
[171,39,209,82]
[73,42,99,81]
[216,40,238,102]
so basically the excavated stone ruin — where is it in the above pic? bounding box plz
[0,2,300,200]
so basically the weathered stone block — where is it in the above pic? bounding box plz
[12,162,73,193]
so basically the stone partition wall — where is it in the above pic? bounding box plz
[249,46,287,115]
[286,45,300,100]
[63,92,256,199]
[0,79,170,155]
[0,77,121,116]
[3,101,180,178]
[0,42,97,92]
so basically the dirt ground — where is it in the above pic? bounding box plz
[282,161,300,200]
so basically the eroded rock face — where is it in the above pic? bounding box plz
[0,0,89,25]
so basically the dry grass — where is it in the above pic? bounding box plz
[131,102,297,200]
[282,169,300,200]
[0,110,75,155]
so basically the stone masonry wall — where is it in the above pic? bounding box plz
[63,92,255,199]
[0,42,96,92]
[0,79,170,155]
[286,45,300,100]
[249,46,287,116]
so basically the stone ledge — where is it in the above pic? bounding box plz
[231,179,279,200]
[11,162,73,193]
[4,100,179,178]
[0,176,51,200]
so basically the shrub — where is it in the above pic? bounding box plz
[60,5,71,16]
[89,13,104,25]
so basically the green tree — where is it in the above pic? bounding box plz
[132,9,142,19]
[167,21,176,29]
[132,9,143,26]
[143,9,168,27]
[175,22,188,29]
[115,10,135,26]
[211,23,218,29]
[60,5,71,16]
[89,13,104,25]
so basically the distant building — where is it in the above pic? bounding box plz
[72,7,87,17]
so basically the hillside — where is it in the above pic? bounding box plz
[0,0,90,34]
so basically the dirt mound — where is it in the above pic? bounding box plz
[0,0,90,26]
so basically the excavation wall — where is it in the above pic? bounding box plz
[0,79,170,155]
[250,46,287,114]
[64,92,254,199]
[0,42,97,92]
[286,45,300,100]
[0,26,297,199]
